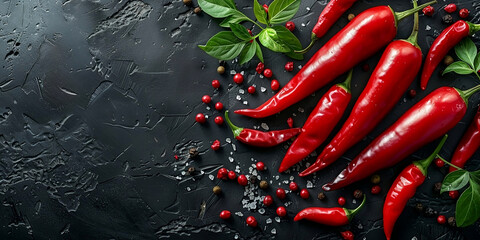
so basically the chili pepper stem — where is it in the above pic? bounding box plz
[468,22,480,35]
[225,110,244,138]
[295,33,317,54]
[394,0,437,22]
[413,135,448,175]
[457,84,480,104]
[437,155,464,171]
[405,0,419,47]
[344,195,366,221]
[337,69,353,93]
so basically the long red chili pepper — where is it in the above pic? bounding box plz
[278,70,353,172]
[298,0,358,53]
[234,1,436,118]
[294,195,365,226]
[299,1,423,177]
[323,85,480,191]
[420,20,480,90]
[224,111,301,147]
[383,135,447,240]
[449,106,480,172]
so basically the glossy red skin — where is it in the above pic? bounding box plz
[300,40,422,176]
[323,87,467,191]
[279,84,351,172]
[312,0,358,39]
[294,207,349,226]
[449,106,480,172]
[383,165,425,240]
[420,20,470,90]
[236,128,301,147]
[235,6,397,118]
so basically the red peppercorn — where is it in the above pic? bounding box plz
[228,170,237,180]
[195,113,206,124]
[276,188,286,199]
[276,206,287,217]
[248,86,256,94]
[444,3,457,13]
[423,5,434,16]
[300,189,310,199]
[217,168,228,180]
[289,182,299,192]
[287,117,293,128]
[214,116,224,125]
[371,185,381,194]
[437,215,446,224]
[256,62,265,74]
[434,158,445,168]
[219,210,231,219]
[338,196,346,206]
[271,80,280,91]
[233,73,244,84]
[362,63,370,72]
[459,8,469,18]
[263,195,273,206]
[202,95,211,104]
[174,155,179,160]
[215,102,223,111]
[285,21,295,31]
[211,140,221,151]
[340,230,354,240]
[246,216,258,227]
[284,61,294,72]
[256,162,265,171]
[449,190,459,199]
[212,79,220,89]
[263,68,273,78]
[238,174,248,186]
[262,4,268,13]
[408,89,417,98]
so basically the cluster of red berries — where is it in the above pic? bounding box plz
[422,4,470,18]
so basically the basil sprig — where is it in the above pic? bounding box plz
[198,0,302,64]
[443,38,480,78]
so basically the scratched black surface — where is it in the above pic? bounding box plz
[1,0,480,239]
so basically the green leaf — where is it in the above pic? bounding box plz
[219,14,249,28]
[239,41,256,65]
[198,0,237,18]
[253,0,268,24]
[254,40,264,63]
[230,23,252,41]
[270,26,303,60]
[455,181,480,227]
[471,170,480,184]
[198,31,247,60]
[455,38,477,68]
[443,61,475,75]
[441,170,470,193]
[474,53,480,72]
[259,28,291,53]
[268,0,301,24]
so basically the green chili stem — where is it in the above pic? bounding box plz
[224,110,243,138]
[413,135,448,176]
[337,69,354,94]
[468,22,480,35]
[344,195,366,221]
[405,0,419,47]
[248,18,265,30]
[436,155,464,171]
[458,84,480,104]
[295,33,317,54]
[395,1,437,22]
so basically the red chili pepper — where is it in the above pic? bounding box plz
[278,70,353,172]
[300,5,422,176]
[449,106,480,172]
[323,85,480,191]
[224,111,301,147]
[299,0,358,53]
[234,2,434,118]
[383,135,447,240]
[294,195,365,226]
[420,20,480,90]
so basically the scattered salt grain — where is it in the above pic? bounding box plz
[425,25,431,31]
[209,175,214,180]
[226,138,231,143]
[275,217,280,222]
[236,95,241,100]
[239,89,245,94]
[266,218,272,224]
[229,157,234,162]
[261,123,269,130]
[259,208,265,214]
[261,87,267,92]
[230,70,236,74]
[306,181,313,188]
[271,228,277,234]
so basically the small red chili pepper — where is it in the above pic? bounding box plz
[289,182,299,192]
[459,8,469,19]
[287,117,293,128]
[263,68,272,78]
[340,230,354,240]
[219,210,231,219]
[300,189,310,199]
[449,106,480,172]
[217,168,228,180]
[202,95,211,104]
[246,216,258,227]
[280,70,353,172]
[270,80,280,91]
[276,188,286,199]
[338,197,346,206]
[294,195,365,226]
[284,61,294,72]
[211,140,221,151]
[323,85,480,191]
[224,111,301,147]
[247,86,256,94]
[238,174,248,186]
[195,113,206,124]
[383,135,447,240]
[214,116,224,125]
[256,161,265,171]
[420,20,480,90]
[256,62,264,74]
[437,215,446,224]
[285,21,295,31]
[422,5,434,16]
[263,195,273,206]
[444,4,457,13]
[235,2,433,118]
[233,73,244,84]
[215,102,223,111]
[276,206,287,217]
[301,6,422,176]
[449,190,459,199]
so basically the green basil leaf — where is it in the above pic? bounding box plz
[239,41,257,65]
[474,53,480,72]
[471,170,480,184]
[455,181,480,227]
[270,26,303,60]
[442,61,475,75]
[253,0,268,24]
[230,23,252,41]
[255,40,264,63]
[441,170,470,193]
[198,0,237,18]
[198,31,246,60]
[219,14,249,28]
[455,38,477,68]
[259,28,291,53]
[268,0,301,24]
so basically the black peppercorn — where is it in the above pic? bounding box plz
[188,167,195,175]
[448,216,456,227]
[408,89,417,98]
[424,207,437,217]
[414,202,424,213]
[433,182,442,194]
[259,180,268,189]
[189,147,199,159]
[213,186,222,195]
[249,175,257,184]
[353,189,363,199]
[442,14,453,24]
[194,7,202,14]
[317,192,326,200]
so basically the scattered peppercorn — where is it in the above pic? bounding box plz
[202,95,211,104]
[276,188,286,199]
[189,147,199,158]
[249,175,257,184]
[317,192,326,200]
[211,140,221,151]
[188,166,195,175]
[217,66,225,74]
[263,68,273,78]
[433,182,442,194]
[289,182,299,192]
[256,162,265,171]
[353,189,363,199]
[444,4,457,13]
[371,174,381,184]
[437,215,446,224]
[443,55,454,66]
[247,86,256,94]
[442,14,453,24]
[214,116,224,125]
[246,216,258,227]
[371,185,381,194]
[194,7,202,14]
[424,207,437,217]
[459,8,469,18]
[259,180,269,189]
[174,155,179,160]
[219,210,231,219]
[285,21,295,31]
[215,102,223,111]
[256,62,265,74]
[213,186,222,195]
[285,61,294,72]
[271,79,280,91]
[338,196,346,206]
[183,0,192,6]
[448,216,456,227]
[347,13,355,21]
[408,89,417,98]
[263,195,273,206]
[212,79,220,89]
[227,171,236,180]
[233,73,244,84]
[434,158,445,168]
[300,189,310,199]
[195,113,206,124]
[449,190,459,199]
[217,168,228,180]
[287,117,293,128]
[422,5,434,16]
[262,4,268,13]
[361,63,370,72]
[276,206,287,217]
[415,203,424,213]
[238,174,248,186]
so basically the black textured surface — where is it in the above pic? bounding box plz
[1,0,480,239]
